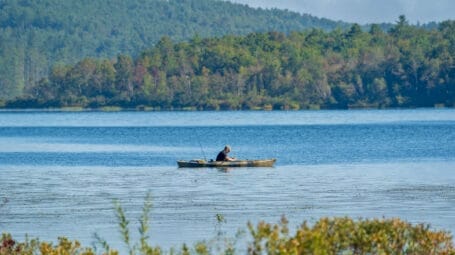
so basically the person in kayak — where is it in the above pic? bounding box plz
[216,145,236,161]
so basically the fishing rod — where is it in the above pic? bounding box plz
[198,140,207,161]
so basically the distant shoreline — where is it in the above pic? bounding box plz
[0,105,451,113]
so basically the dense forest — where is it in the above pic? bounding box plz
[0,0,350,100]
[5,16,454,110]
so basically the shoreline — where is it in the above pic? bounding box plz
[0,105,451,113]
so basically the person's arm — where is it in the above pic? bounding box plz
[226,156,236,161]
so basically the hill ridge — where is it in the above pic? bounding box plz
[0,0,351,100]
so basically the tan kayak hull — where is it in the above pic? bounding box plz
[177,159,276,168]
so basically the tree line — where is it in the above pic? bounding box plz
[4,16,454,110]
[0,0,349,101]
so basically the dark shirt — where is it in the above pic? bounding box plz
[216,150,227,161]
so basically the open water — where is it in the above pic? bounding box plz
[0,109,454,249]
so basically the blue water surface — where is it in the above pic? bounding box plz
[0,109,454,250]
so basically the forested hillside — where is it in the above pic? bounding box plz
[6,17,454,110]
[0,0,348,100]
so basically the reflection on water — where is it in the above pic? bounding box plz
[1,162,454,249]
[0,109,455,127]
[0,139,198,153]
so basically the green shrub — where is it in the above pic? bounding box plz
[2,197,454,255]
[247,216,455,255]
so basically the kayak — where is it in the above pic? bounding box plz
[177,158,276,168]
[177,159,276,168]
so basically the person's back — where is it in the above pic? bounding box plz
[216,145,235,161]
[216,150,227,161]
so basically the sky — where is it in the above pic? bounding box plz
[229,0,455,24]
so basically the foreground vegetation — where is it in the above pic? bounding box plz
[2,218,454,255]
[5,16,454,110]
[1,195,454,254]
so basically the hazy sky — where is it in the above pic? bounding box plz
[229,0,455,24]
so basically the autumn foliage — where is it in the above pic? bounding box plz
[247,216,455,255]
[2,216,454,255]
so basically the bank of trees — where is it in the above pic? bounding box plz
[6,16,455,110]
[0,0,347,101]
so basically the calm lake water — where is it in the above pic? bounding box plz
[0,109,454,249]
